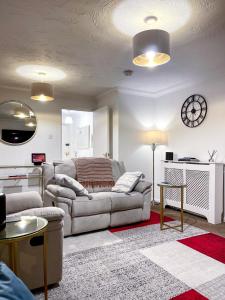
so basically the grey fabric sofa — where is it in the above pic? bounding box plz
[1,191,64,290]
[43,160,152,236]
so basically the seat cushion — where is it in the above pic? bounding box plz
[72,193,111,217]
[110,192,144,212]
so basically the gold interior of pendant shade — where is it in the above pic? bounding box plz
[133,29,170,67]
[31,82,54,101]
[133,52,170,67]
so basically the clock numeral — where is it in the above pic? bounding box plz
[194,95,200,101]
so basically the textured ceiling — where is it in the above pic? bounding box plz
[0,0,225,97]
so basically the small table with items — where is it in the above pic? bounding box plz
[0,216,48,299]
[157,182,186,232]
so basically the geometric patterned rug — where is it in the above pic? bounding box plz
[35,212,225,300]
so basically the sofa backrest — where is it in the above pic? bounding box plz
[43,159,126,188]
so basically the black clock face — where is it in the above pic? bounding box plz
[181,94,207,128]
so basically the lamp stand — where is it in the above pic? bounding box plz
[151,143,157,206]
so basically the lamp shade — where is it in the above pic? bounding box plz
[144,130,167,145]
[133,29,170,67]
[31,82,54,101]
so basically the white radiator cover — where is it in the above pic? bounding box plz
[162,161,224,224]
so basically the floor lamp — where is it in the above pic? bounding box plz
[144,130,167,205]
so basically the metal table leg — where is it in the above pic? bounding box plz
[43,232,48,300]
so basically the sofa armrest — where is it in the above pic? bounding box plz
[134,180,152,194]
[8,207,65,222]
[44,190,73,214]
[46,184,76,200]
[6,191,43,215]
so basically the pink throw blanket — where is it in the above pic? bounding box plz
[74,157,114,189]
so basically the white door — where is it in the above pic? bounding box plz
[93,106,110,157]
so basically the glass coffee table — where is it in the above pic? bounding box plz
[0,216,48,299]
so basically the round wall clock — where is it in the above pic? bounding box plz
[181,94,207,128]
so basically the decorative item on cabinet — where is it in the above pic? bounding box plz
[208,150,217,162]
[166,152,174,161]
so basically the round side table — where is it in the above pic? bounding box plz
[157,182,186,232]
[0,216,48,300]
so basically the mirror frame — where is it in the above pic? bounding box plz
[0,100,37,146]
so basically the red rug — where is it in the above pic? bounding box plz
[109,211,173,232]
[171,289,208,300]
[179,233,225,264]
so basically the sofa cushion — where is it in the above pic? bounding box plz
[112,172,144,193]
[134,180,152,193]
[72,193,111,217]
[112,160,126,181]
[47,184,76,200]
[110,191,144,212]
[52,174,92,199]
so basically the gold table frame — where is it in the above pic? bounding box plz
[158,183,186,233]
[0,218,48,300]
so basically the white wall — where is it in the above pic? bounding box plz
[97,90,120,159]
[153,74,225,200]
[156,75,225,162]
[97,74,225,202]
[97,89,156,180]
[0,86,96,165]
[117,91,156,180]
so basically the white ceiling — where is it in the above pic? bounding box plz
[0,0,225,97]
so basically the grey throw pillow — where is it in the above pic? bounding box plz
[134,180,152,193]
[112,171,144,193]
[53,174,92,199]
[47,184,76,200]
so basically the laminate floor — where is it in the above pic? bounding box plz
[152,204,225,237]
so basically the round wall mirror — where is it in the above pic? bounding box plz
[0,101,37,145]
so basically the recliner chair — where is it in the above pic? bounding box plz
[0,191,64,290]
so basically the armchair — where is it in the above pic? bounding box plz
[0,191,64,290]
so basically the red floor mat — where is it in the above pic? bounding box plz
[179,233,225,264]
[109,211,173,232]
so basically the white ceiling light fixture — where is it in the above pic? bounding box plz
[144,16,158,25]
[16,65,66,81]
[112,0,191,36]
[64,116,73,125]
[133,29,171,67]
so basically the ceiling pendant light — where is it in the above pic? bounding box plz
[31,82,54,101]
[133,29,170,67]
